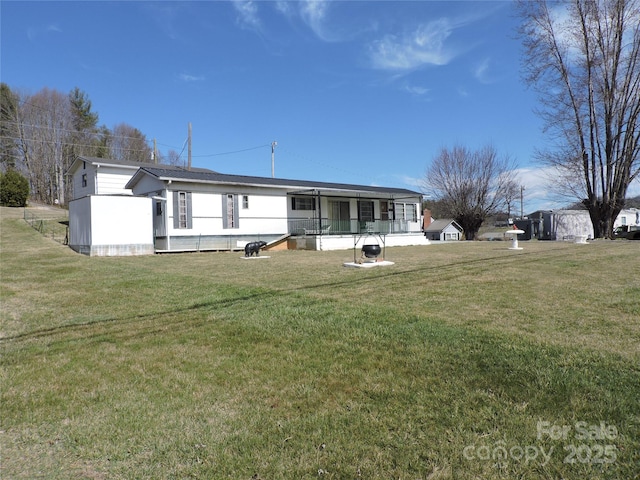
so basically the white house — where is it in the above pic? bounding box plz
[423,219,463,241]
[614,208,640,228]
[67,157,429,255]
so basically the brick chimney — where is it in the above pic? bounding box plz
[423,208,432,229]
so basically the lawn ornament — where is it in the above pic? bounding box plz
[244,241,267,257]
[505,225,525,250]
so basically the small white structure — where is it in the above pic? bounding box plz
[68,195,153,256]
[505,227,525,250]
[423,219,463,241]
[533,210,594,241]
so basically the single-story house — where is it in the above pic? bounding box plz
[67,157,430,256]
[423,219,463,241]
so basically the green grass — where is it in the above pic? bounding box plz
[1,206,639,479]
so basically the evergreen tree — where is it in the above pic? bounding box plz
[0,170,30,207]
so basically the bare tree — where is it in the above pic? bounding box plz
[16,88,72,205]
[518,0,640,238]
[165,149,184,167]
[108,123,152,163]
[503,180,521,220]
[424,144,516,240]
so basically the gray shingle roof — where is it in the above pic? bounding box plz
[71,156,215,174]
[424,219,462,232]
[135,166,422,197]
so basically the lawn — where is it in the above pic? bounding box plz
[1,206,639,479]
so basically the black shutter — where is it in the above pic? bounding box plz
[222,194,228,229]
[232,194,239,228]
[186,192,193,229]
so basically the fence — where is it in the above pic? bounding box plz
[24,210,69,245]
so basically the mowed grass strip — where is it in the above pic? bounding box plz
[1,206,639,479]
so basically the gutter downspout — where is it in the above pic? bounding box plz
[317,190,322,251]
[166,180,172,251]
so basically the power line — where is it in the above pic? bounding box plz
[192,143,271,158]
[2,120,272,159]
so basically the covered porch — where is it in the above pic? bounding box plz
[286,188,423,237]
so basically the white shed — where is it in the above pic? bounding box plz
[68,195,154,256]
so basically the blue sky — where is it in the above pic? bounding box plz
[4,0,624,212]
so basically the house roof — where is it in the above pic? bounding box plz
[65,156,215,175]
[424,219,463,233]
[126,166,423,199]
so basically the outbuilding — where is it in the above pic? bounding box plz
[423,219,463,241]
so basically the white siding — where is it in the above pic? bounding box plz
[614,209,640,228]
[71,162,97,199]
[69,195,153,256]
[167,188,289,237]
[95,166,137,195]
[69,196,93,249]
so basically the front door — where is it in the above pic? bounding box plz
[380,201,389,221]
[329,200,350,232]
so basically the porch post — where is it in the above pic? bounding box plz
[317,190,322,234]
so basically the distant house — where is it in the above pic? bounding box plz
[529,210,594,240]
[423,219,463,241]
[67,156,430,256]
[614,208,640,229]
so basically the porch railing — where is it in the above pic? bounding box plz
[288,218,413,235]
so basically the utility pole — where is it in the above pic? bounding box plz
[271,141,277,178]
[188,122,192,171]
[520,185,525,218]
[153,138,158,164]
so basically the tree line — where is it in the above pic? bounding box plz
[0,84,182,206]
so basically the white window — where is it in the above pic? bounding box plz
[178,192,188,229]
[242,195,249,209]
[394,202,417,222]
[173,191,192,229]
[223,194,239,229]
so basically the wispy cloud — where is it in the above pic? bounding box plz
[473,57,492,84]
[368,18,459,71]
[178,73,205,82]
[27,24,62,42]
[403,84,430,96]
[513,166,564,211]
[299,0,333,41]
[233,0,262,30]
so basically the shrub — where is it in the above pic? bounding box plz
[0,170,30,207]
